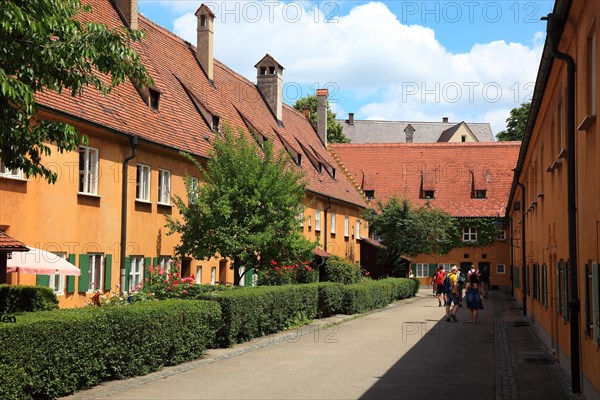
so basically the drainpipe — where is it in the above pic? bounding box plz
[120,135,138,294]
[543,12,580,394]
[508,216,514,298]
[517,180,527,317]
[324,197,332,253]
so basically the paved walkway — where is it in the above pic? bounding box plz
[63,289,585,400]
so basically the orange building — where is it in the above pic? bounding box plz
[330,142,520,287]
[0,0,367,307]
[506,0,600,397]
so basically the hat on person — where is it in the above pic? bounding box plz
[451,265,458,271]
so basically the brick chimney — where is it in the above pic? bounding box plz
[317,89,328,147]
[195,4,215,82]
[348,112,354,126]
[255,54,284,122]
[113,0,138,30]
[442,117,449,123]
[404,124,415,143]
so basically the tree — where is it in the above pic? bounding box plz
[167,127,316,285]
[363,198,458,273]
[293,95,350,143]
[496,102,531,141]
[0,0,153,183]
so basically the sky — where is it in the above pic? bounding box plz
[137,1,555,135]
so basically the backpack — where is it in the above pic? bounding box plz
[457,272,466,287]
[442,274,453,294]
[434,270,445,285]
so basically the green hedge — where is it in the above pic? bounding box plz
[322,256,362,284]
[312,282,345,318]
[0,284,58,313]
[0,300,221,400]
[341,278,419,314]
[202,285,319,347]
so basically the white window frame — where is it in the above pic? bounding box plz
[344,216,349,237]
[136,164,151,202]
[157,256,172,278]
[298,210,304,227]
[129,256,144,291]
[239,266,246,287]
[416,263,429,278]
[88,254,103,292]
[78,146,99,195]
[330,212,336,234]
[0,160,23,180]
[497,230,506,241]
[211,266,217,285]
[356,220,361,239]
[158,169,171,205]
[463,227,477,242]
[438,263,452,272]
[195,266,202,284]
[497,264,506,274]
[49,252,67,294]
[315,209,321,232]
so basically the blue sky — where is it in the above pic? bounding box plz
[137,1,554,134]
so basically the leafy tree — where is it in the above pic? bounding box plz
[496,102,531,141]
[0,0,153,183]
[293,95,350,144]
[363,198,458,273]
[167,127,316,285]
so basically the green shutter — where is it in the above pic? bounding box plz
[245,268,254,286]
[36,274,50,287]
[145,257,152,280]
[66,254,76,293]
[592,263,600,344]
[429,264,437,277]
[78,254,90,292]
[104,254,112,291]
[123,257,131,293]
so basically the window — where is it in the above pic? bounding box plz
[497,264,506,274]
[78,146,99,195]
[212,115,220,133]
[423,190,435,199]
[298,210,304,227]
[588,31,597,115]
[364,190,375,200]
[497,230,506,241]
[49,252,67,294]
[129,256,144,291]
[439,263,452,272]
[356,220,361,239]
[315,209,321,231]
[463,227,477,242]
[158,169,171,205]
[542,263,548,307]
[211,266,216,285]
[188,177,199,203]
[157,256,171,275]
[461,135,467,142]
[296,153,302,166]
[136,164,151,202]
[344,216,349,237]
[330,212,336,234]
[474,190,487,199]
[416,263,428,278]
[88,254,103,292]
[0,160,23,179]
[307,215,312,229]
[195,266,202,284]
[149,88,160,110]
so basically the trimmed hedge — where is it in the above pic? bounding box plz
[322,256,362,284]
[202,285,319,347]
[0,300,221,400]
[341,278,417,314]
[0,284,58,313]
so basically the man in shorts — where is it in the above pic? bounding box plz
[431,265,446,307]
[445,265,460,322]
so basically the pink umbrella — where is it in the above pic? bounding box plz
[7,247,81,276]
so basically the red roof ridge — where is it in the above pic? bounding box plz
[139,15,191,48]
[330,142,521,148]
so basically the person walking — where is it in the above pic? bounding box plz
[431,265,446,307]
[444,265,460,322]
[465,272,484,323]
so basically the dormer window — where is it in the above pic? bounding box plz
[474,190,487,199]
[461,135,467,142]
[296,153,302,166]
[364,190,375,200]
[149,88,160,110]
[212,115,220,133]
[256,134,268,149]
[424,190,435,199]
[332,168,336,179]
[318,163,323,173]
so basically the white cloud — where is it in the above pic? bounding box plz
[169,1,543,129]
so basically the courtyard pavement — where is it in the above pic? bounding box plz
[62,288,586,400]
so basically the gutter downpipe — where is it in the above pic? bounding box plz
[324,197,332,253]
[509,216,514,298]
[543,12,581,394]
[517,180,527,317]
[120,135,138,294]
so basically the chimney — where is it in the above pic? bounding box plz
[404,124,415,143]
[348,112,355,126]
[442,117,449,123]
[302,107,311,119]
[317,89,328,147]
[113,0,138,30]
[195,4,215,82]
[255,54,284,122]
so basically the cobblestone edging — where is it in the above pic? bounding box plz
[494,301,519,400]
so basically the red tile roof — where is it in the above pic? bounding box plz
[0,232,28,252]
[34,0,367,209]
[330,142,520,217]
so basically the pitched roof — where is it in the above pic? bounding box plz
[329,142,521,217]
[437,122,475,142]
[0,232,29,252]
[336,119,495,143]
[34,0,366,209]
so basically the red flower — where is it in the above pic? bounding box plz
[305,266,312,271]
[270,260,278,266]
[182,289,188,295]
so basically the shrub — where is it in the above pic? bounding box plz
[312,282,345,318]
[322,256,362,284]
[202,285,319,347]
[257,260,317,285]
[0,284,58,313]
[0,300,221,399]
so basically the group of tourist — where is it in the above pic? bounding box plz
[431,265,489,324]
